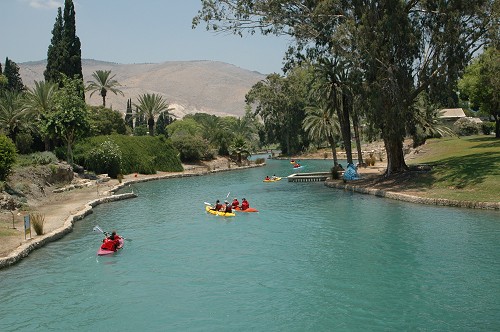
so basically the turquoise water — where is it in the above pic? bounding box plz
[1,158,499,331]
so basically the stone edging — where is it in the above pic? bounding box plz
[0,193,137,270]
[325,181,500,210]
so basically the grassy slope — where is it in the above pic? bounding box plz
[406,136,500,202]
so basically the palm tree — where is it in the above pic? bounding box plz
[134,93,173,136]
[0,90,28,143]
[303,103,341,167]
[229,135,251,165]
[24,80,58,150]
[24,80,58,116]
[86,70,124,107]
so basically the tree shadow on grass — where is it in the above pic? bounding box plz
[466,137,500,149]
[428,151,500,188]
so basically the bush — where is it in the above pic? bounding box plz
[171,134,209,162]
[30,213,45,235]
[15,132,33,154]
[481,122,495,135]
[454,118,479,136]
[86,140,122,178]
[0,135,17,181]
[73,135,182,175]
[254,158,266,165]
[31,151,58,165]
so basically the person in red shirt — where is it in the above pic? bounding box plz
[100,231,121,251]
[240,198,250,210]
[232,198,239,209]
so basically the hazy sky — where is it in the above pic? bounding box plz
[1,0,292,74]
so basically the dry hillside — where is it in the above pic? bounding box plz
[19,59,266,118]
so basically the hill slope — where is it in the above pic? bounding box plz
[19,59,266,118]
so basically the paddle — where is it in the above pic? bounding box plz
[93,225,132,242]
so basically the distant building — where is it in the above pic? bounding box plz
[439,108,466,121]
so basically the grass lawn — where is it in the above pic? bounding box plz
[407,135,500,202]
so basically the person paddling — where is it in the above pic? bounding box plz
[100,231,121,252]
[240,198,250,210]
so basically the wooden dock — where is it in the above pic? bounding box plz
[287,172,331,182]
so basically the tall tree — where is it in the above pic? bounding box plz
[44,0,83,87]
[194,0,495,175]
[0,90,28,143]
[459,47,500,138]
[61,0,82,81]
[303,103,341,167]
[44,7,64,84]
[86,70,124,107]
[134,93,173,136]
[44,76,89,164]
[3,58,24,93]
[24,81,59,150]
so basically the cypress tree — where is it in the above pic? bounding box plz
[44,0,83,88]
[62,0,82,80]
[3,57,24,92]
[44,7,64,83]
[125,98,134,128]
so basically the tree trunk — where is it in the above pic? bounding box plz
[352,111,364,165]
[327,134,338,167]
[383,137,408,175]
[495,114,499,138]
[148,118,155,136]
[338,93,353,164]
[101,88,107,107]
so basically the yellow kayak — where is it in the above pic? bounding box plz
[263,177,281,182]
[205,205,236,217]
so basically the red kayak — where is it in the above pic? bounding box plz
[97,238,124,256]
[234,206,259,213]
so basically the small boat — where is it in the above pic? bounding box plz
[234,206,259,213]
[263,177,281,182]
[205,205,236,217]
[97,238,124,256]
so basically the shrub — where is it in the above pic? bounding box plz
[31,151,58,165]
[15,132,33,154]
[0,135,17,181]
[171,134,209,162]
[254,158,266,165]
[74,135,182,175]
[481,122,495,135]
[86,140,122,178]
[454,118,479,136]
[30,213,45,235]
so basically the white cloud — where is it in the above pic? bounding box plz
[27,0,62,9]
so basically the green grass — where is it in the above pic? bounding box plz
[407,136,500,202]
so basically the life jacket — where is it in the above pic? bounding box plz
[241,201,249,210]
[101,238,118,251]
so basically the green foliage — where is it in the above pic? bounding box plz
[481,122,495,135]
[0,134,17,180]
[88,106,127,136]
[133,124,148,136]
[171,133,210,162]
[3,58,24,92]
[86,140,122,178]
[44,76,89,163]
[74,135,182,175]
[30,213,45,235]
[45,1,83,85]
[15,132,33,154]
[86,70,124,107]
[454,118,480,136]
[134,93,173,136]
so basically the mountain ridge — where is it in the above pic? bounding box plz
[18,59,267,118]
